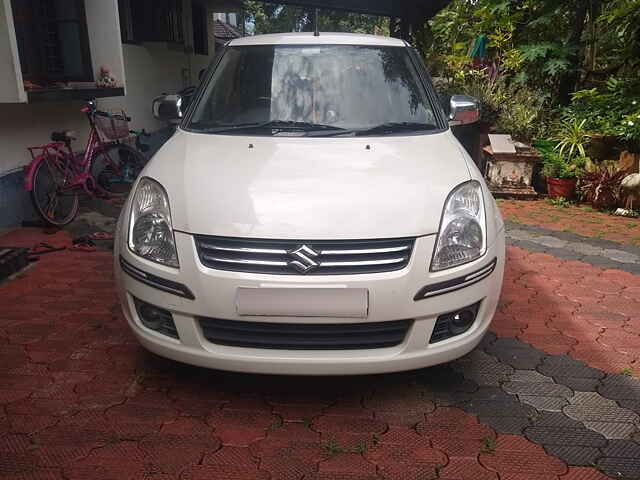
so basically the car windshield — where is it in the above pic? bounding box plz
[187,44,439,135]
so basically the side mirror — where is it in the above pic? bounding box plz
[449,95,480,126]
[152,94,183,123]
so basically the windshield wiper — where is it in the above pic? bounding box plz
[201,120,347,134]
[310,122,439,137]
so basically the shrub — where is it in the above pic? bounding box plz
[580,160,629,209]
[541,151,586,179]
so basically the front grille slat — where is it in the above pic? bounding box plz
[202,255,288,267]
[199,318,411,350]
[194,236,415,275]
[320,257,407,267]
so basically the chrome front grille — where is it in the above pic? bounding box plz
[193,236,415,275]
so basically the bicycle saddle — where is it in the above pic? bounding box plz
[51,131,76,143]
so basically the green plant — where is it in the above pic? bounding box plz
[353,442,368,454]
[481,437,496,454]
[494,84,549,143]
[435,69,502,125]
[566,78,640,151]
[541,151,586,179]
[269,416,284,431]
[547,197,571,208]
[620,368,634,377]
[580,161,628,209]
[554,119,591,158]
[322,440,344,457]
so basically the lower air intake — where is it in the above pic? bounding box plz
[199,318,412,350]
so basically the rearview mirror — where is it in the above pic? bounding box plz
[152,94,183,123]
[449,95,480,126]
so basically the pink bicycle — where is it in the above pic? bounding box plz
[23,100,146,226]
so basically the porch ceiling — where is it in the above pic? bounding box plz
[260,0,452,20]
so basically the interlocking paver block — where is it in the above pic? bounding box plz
[508,370,554,383]
[601,439,640,458]
[597,457,640,480]
[4,227,640,480]
[538,355,605,380]
[553,376,601,392]
[478,416,530,434]
[583,421,639,440]
[452,350,514,386]
[503,381,573,398]
[543,445,602,467]
[462,387,535,420]
[479,434,567,476]
[530,412,583,428]
[565,392,640,422]
[518,395,568,412]
[439,457,498,479]
[486,340,546,370]
[598,374,640,401]
[524,426,607,447]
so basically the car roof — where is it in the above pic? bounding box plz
[228,32,407,47]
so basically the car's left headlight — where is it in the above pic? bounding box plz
[128,177,179,268]
[431,180,486,272]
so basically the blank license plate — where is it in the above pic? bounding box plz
[235,287,369,318]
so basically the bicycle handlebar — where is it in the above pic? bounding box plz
[81,99,131,122]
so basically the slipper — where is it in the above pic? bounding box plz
[29,242,66,256]
[68,243,96,252]
[72,236,96,246]
[88,232,114,240]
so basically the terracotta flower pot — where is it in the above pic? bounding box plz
[546,177,577,199]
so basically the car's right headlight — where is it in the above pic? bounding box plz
[431,180,486,272]
[128,177,179,268]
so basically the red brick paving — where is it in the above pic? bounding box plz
[1,227,639,478]
[498,245,640,374]
[499,199,640,246]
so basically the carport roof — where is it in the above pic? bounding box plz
[266,0,451,20]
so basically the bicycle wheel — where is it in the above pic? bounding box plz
[90,143,146,196]
[31,156,79,226]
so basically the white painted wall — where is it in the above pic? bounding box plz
[0,0,26,102]
[0,0,218,176]
[84,0,126,92]
[100,0,215,132]
[0,102,89,175]
[101,43,212,132]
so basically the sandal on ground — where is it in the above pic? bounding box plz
[88,232,114,240]
[68,243,96,252]
[29,242,66,256]
[70,236,97,252]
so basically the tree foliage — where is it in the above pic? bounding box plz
[424,0,640,102]
[243,1,389,36]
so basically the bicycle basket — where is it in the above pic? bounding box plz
[95,113,130,140]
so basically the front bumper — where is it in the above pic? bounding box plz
[114,231,505,375]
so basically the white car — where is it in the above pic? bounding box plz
[114,32,505,375]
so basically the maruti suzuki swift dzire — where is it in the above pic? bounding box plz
[114,32,505,375]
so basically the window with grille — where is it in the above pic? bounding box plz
[118,0,184,45]
[11,0,93,85]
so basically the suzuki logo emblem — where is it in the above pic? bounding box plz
[288,245,320,274]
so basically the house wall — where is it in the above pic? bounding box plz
[84,0,127,93]
[0,0,219,228]
[0,0,25,102]
[100,0,216,132]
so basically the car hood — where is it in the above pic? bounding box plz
[146,129,471,239]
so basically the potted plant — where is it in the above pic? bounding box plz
[540,119,591,198]
[541,151,586,198]
[580,160,629,209]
